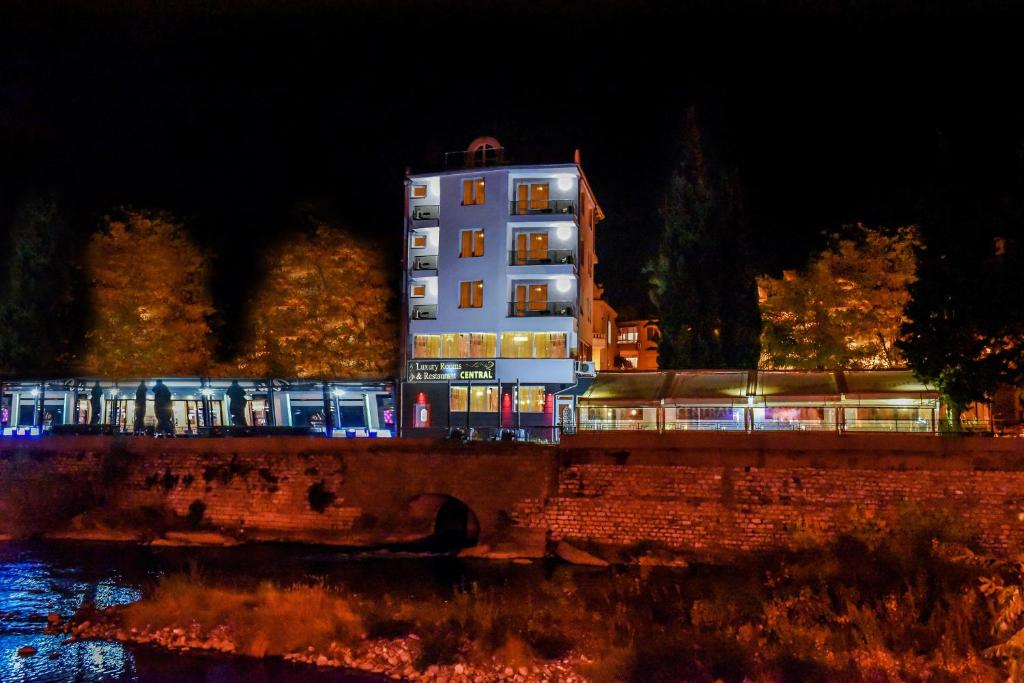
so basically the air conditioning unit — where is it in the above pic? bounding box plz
[575,361,597,377]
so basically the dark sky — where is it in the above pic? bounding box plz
[3,0,1023,332]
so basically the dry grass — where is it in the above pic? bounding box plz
[124,575,363,657]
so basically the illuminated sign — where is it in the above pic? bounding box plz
[407,360,496,382]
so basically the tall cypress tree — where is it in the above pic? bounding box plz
[0,194,80,374]
[648,109,761,369]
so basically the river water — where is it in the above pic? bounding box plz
[0,541,619,682]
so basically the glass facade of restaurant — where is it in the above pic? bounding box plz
[0,378,396,437]
[578,370,945,434]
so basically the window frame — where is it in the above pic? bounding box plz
[458,280,484,308]
[459,229,485,258]
[462,178,486,206]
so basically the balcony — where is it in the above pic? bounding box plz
[411,304,437,320]
[509,199,576,217]
[410,205,439,222]
[508,250,574,266]
[412,254,437,271]
[507,301,575,317]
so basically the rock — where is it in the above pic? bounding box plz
[48,651,60,660]
[555,541,609,567]
[47,612,61,625]
[457,544,491,558]
[316,654,329,666]
[17,646,37,657]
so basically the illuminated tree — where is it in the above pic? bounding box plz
[758,224,920,369]
[0,194,82,373]
[237,222,397,379]
[82,210,215,376]
[648,108,761,369]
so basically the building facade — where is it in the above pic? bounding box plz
[401,139,604,440]
[616,318,661,370]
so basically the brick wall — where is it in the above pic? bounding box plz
[3,433,1024,556]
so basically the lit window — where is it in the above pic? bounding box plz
[462,178,485,205]
[413,335,441,358]
[450,385,499,412]
[411,234,427,249]
[411,185,428,198]
[500,332,534,358]
[460,229,485,257]
[515,182,549,214]
[470,333,496,358]
[518,386,546,413]
[528,284,548,311]
[459,280,484,308]
[410,284,426,298]
[534,332,567,358]
[513,232,549,263]
[441,333,469,358]
[618,327,638,343]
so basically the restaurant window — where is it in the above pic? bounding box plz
[500,332,533,358]
[459,280,484,308]
[410,284,426,298]
[515,182,549,213]
[413,334,441,358]
[460,229,485,257]
[469,332,497,357]
[518,386,546,413]
[462,178,485,205]
[411,233,427,249]
[450,385,499,412]
[411,185,428,198]
[535,332,567,358]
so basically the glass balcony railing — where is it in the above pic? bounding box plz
[509,199,576,216]
[443,147,507,169]
[412,254,437,271]
[410,205,439,221]
[411,304,437,320]
[508,250,575,266]
[507,301,575,317]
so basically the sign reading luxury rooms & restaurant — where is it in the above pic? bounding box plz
[408,360,496,382]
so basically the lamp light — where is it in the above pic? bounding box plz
[555,225,572,240]
[555,277,571,293]
[557,175,573,191]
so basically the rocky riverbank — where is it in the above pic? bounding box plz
[63,607,590,682]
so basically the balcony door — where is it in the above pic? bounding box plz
[515,183,550,214]
[515,232,548,263]
[514,283,548,314]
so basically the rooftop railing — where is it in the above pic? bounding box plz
[443,147,507,169]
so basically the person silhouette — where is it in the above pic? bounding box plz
[226,381,248,427]
[90,382,103,425]
[152,380,174,436]
[133,381,148,434]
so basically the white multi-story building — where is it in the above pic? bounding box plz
[401,138,604,439]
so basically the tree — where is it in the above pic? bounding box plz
[758,224,920,369]
[648,108,761,369]
[82,210,215,376]
[236,221,397,379]
[897,135,1024,428]
[0,194,82,373]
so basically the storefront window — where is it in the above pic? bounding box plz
[450,385,499,412]
[518,386,546,413]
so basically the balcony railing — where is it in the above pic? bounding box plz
[444,147,507,169]
[507,301,575,317]
[412,254,437,271]
[509,199,577,216]
[508,250,575,266]
[410,205,439,221]
[411,304,437,320]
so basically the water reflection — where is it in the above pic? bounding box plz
[0,542,394,682]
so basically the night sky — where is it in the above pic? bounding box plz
[3,1,1023,334]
